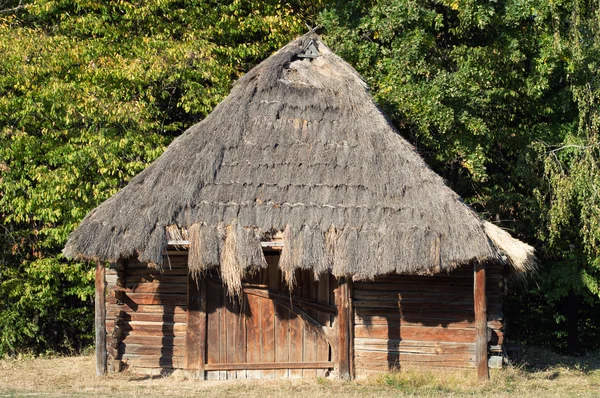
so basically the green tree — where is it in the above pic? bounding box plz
[0,0,322,356]
[318,0,600,353]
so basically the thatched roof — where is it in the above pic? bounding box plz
[64,33,534,290]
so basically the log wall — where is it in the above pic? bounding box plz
[104,253,334,377]
[104,254,505,378]
[105,257,188,375]
[353,263,504,375]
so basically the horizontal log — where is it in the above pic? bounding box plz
[163,256,189,267]
[353,300,474,311]
[117,322,187,337]
[353,289,501,301]
[354,325,476,343]
[120,335,185,347]
[354,339,475,354]
[366,271,501,283]
[352,290,476,304]
[107,319,187,333]
[354,315,502,331]
[355,316,475,329]
[353,281,473,292]
[109,293,187,306]
[122,355,185,369]
[164,250,188,256]
[204,362,334,371]
[355,359,475,371]
[106,303,187,314]
[126,261,187,270]
[127,256,188,267]
[125,275,188,284]
[118,343,185,357]
[108,311,187,323]
[355,350,474,364]
[355,307,473,321]
[126,268,188,277]
[115,283,188,294]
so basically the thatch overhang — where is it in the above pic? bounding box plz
[63,33,535,291]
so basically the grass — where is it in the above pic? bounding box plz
[0,347,599,397]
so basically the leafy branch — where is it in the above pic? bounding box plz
[0,0,25,14]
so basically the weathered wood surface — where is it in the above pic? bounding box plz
[101,254,511,379]
[201,253,334,380]
[95,262,107,376]
[335,277,352,380]
[353,264,505,376]
[185,277,206,372]
[107,253,336,379]
[204,362,334,371]
[354,325,477,342]
[474,262,489,381]
[106,304,187,315]
[354,339,475,354]
[105,257,188,372]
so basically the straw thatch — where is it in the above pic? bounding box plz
[64,33,534,291]
[483,221,536,274]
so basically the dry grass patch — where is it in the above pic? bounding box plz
[1,350,599,397]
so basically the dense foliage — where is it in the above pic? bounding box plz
[0,0,320,356]
[319,0,600,354]
[1,0,599,356]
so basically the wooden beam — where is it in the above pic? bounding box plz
[166,240,284,250]
[335,277,353,380]
[95,261,107,376]
[474,262,489,381]
[186,277,207,378]
[204,361,333,371]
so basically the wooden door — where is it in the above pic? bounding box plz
[186,253,335,379]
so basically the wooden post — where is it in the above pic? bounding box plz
[95,261,107,376]
[186,276,207,378]
[335,276,353,380]
[474,261,489,382]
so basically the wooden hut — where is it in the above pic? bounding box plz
[64,33,535,381]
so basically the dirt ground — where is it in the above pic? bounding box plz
[1,350,599,397]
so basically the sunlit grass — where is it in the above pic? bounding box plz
[0,347,599,397]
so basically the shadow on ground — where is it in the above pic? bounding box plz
[508,345,600,373]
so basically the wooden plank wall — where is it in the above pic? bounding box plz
[353,264,504,376]
[105,257,188,375]
[204,253,333,380]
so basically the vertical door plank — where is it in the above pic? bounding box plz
[218,291,227,380]
[185,277,206,378]
[206,280,220,367]
[261,297,275,378]
[316,273,331,376]
[246,294,262,379]
[274,304,290,378]
[225,297,237,379]
[289,315,304,378]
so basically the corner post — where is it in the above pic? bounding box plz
[335,276,353,380]
[95,261,107,376]
[474,261,489,381]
